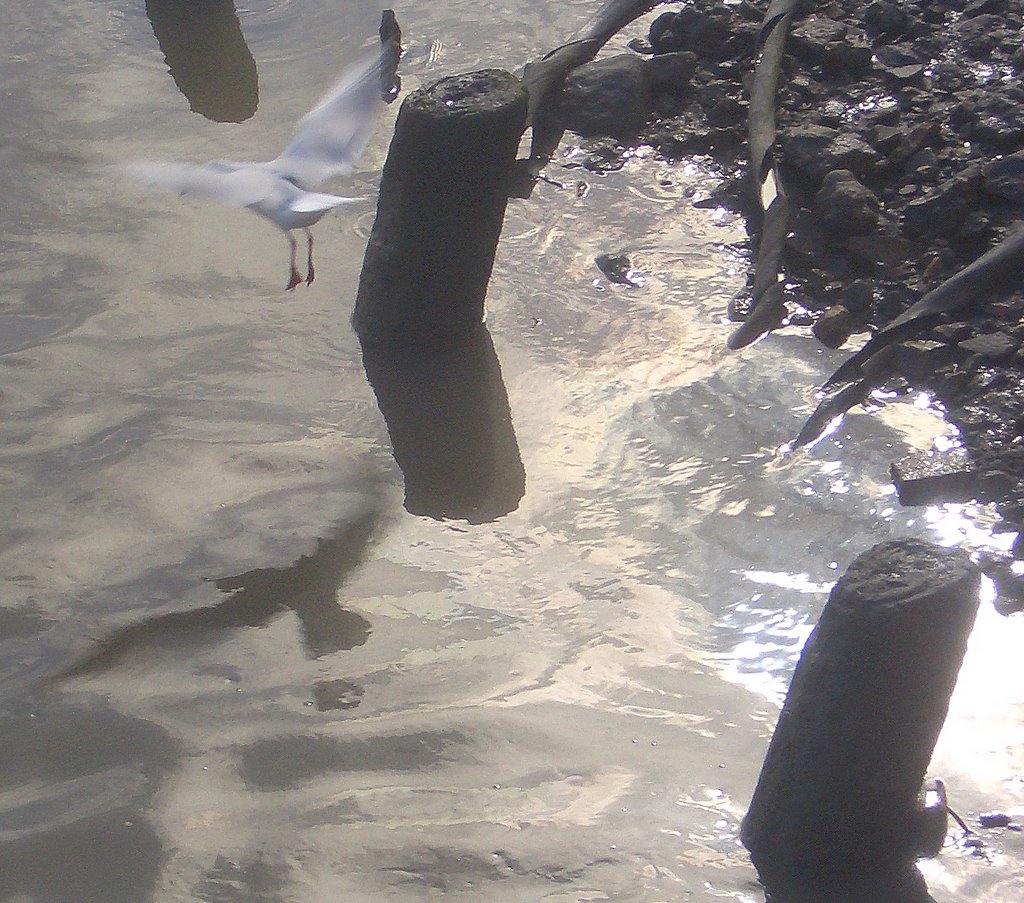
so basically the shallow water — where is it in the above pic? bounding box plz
[2,2,1023,901]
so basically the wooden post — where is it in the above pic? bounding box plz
[742,539,980,894]
[352,70,528,346]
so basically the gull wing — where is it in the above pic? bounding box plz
[124,160,280,208]
[269,50,384,187]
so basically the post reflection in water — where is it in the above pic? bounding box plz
[360,324,526,523]
[52,507,385,682]
[762,865,935,903]
[144,0,258,123]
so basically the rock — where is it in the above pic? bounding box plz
[645,51,698,93]
[790,15,847,60]
[891,447,978,505]
[790,16,872,74]
[649,5,739,61]
[782,125,880,187]
[931,322,975,343]
[826,35,874,76]
[885,339,960,382]
[840,279,875,316]
[559,54,652,138]
[864,0,910,35]
[580,137,627,173]
[845,229,912,267]
[815,169,880,238]
[706,95,745,127]
[871,123,904,154]
[813,304,854,348]
[955,14,1008,58]
[979,812,1014,829]
[595,253,643,287]
[902,174,980,237]
[874,45,927,83]
[985,149,1024,201]
[958,331,1021,361]
[964,0,1015,15]
[971,88,1024,147]
[649,11,685,53]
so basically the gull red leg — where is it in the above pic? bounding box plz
[304,228,315,286]
[286,232,302,290]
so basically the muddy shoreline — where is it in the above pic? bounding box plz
[553,0,1024,609]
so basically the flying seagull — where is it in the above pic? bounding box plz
[127,23,401,290]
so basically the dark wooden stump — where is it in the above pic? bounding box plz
[742,538,980,893]
[352,69,528,346]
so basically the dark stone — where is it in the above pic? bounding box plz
[979,812,1014,829]
[840,279,875,315]
[649,6,738,60]
[845,228,912,267]
[865,0,911,35]
[826,33,875,75]
[956,14,1008,58]
[581,137,627,173]
[902,174,980,237]
[595,253,642,287]
[815,170,880,238]
[790,16,873,74]
[874,45,927,82]
[813,304,854,348]
[888,339,961,382]
[958,331,1021,361]
[971,88,1024,146]
[931,322,975,343]
[985,149,1024,201]
[782,125,880,187]
[559,54,652,138]
[706,95,745,127]
[790,15,848,61]
[649,11,685,54]
[871,123,904,154]
[891,447,978,505]
[645,51,698,92]
[743,540,981,888]
[964,0,1015,16]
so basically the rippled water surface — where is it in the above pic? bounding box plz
[2,2,1023,900]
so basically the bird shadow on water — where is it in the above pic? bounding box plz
[47,506,387,684]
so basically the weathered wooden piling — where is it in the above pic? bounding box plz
[742,538,980,892]
[352,70,528,346]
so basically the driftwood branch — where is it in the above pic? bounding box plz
[728,0,799,350]
[825,225,1024,388]
[521,0,665,141]
[794,226,1024,448]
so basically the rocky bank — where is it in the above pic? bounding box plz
[552,0,1024,610]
